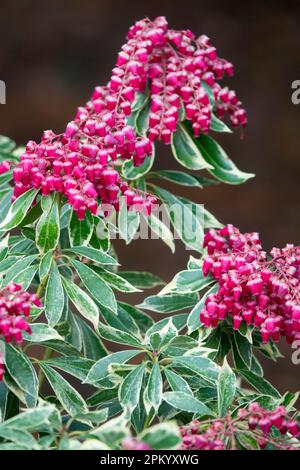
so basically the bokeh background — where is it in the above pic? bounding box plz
[0,0,299,392]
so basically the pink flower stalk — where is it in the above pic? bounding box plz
[180,403,299,450]
[200,224,300,347]
[5,17,245,220]
[0,283,39,347]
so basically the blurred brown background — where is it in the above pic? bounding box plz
[0,0,299,393]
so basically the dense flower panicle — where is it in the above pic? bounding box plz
[147,28,246,142]
[2,16,245,220]
[200,224,300,347]
[0,283,39,345]
[180,403,299,450]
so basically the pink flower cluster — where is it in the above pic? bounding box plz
[0,283,40,382]
[0,283,40,345]
[0,17,245,220]
[147,27,246,142]
[200,224,300,346]
[122,438,151,450]
[180,403,299,450]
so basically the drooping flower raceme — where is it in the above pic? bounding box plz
[0,16,246,220]
[0,283,40,381]
[201,225,300,346]
[180,403,299,450]
[0,283,40,344]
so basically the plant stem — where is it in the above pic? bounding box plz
[38,347,53,389]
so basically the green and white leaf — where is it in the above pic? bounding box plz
[217,358,236,417]
[61,275,99,329]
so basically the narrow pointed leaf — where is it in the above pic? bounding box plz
[61,275,99,328]
[45,263,65,326]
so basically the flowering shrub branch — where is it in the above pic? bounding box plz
[0,17,297,451]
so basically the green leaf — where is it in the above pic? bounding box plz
[0,256,21,275]
[237,369,281,398]
[118,301,154,334]
[76,316,107,360]
[90,415,130,447]
[98,322,143,348]
[39,364,88,416]
[85,350,141,384]
[201,82,215,106]
[194,133,255,184]
[68,210,94,246]
[0,189,38,231]
[119,364,145,415]
[0,404,57,431]
[0,136,16,152]
[0,427,38,449]
[122,152,154,180]
[217,358,236,417]
[233,331,252,369]
[118,199,140,244]
[236,433,259,450]
[39,251,53,283]
[61,275,99,329]
[3,254,37,286]
[41,340,81,357]
[71,259,117,314]
[138,422,181,450]
[6,265,37,291]
[204,208,223,229]
[148,169,204,187]
[210,114,232,133]
[100,303,140,337]
[150,185,204,251]
[23,323,63,342]
[187,283,218,333]
[0,190,13,224]
[60,204,72,229]
[45,263,65,326]
[149,319,177,351]
[0,171,13,187]
[163,392,213,416]
[136,100,150,136]
[143,212,175,253]
[171,355,219,381]
[5,344,38,407]
[36,195,60,253]
[171,123,213,171]
[164,336,199,357]
[93,266,140,293]
[131,92,148,112]
[146,363,163,413]
[64,246,118,265]
[138,292,198,313]
[145,314,188,340]
[74,408,108,426]
[42,356,94,381]
[163,269,214,294]
[164,368,192,395]
[118,271,164,290]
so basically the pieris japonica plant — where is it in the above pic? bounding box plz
[0,16,298,452]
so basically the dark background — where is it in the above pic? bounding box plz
[0,0,299,392]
